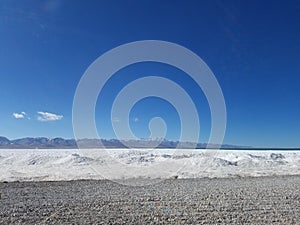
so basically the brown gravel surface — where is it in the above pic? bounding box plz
[0,176,300,224]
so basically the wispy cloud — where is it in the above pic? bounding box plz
[112,117,120,123]
[13,112,27,119]
[37,111,63,122]
[134,117,139,122]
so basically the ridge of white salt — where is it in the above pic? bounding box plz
[0,149,299,182]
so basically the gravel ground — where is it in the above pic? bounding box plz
[0,176,300,224]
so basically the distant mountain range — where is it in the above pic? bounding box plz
[0,136,247,149]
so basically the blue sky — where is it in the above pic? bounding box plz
[0,0,300,147]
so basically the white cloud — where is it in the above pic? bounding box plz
[134,117,139,122]
[37,111,63,122]
[112,117,120,123]
[13,112,27,119]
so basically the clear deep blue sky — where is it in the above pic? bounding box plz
[0,0,300,147]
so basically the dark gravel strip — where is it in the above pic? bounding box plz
[0,176,300,224]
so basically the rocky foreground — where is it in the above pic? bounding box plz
[0,176,299,224]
